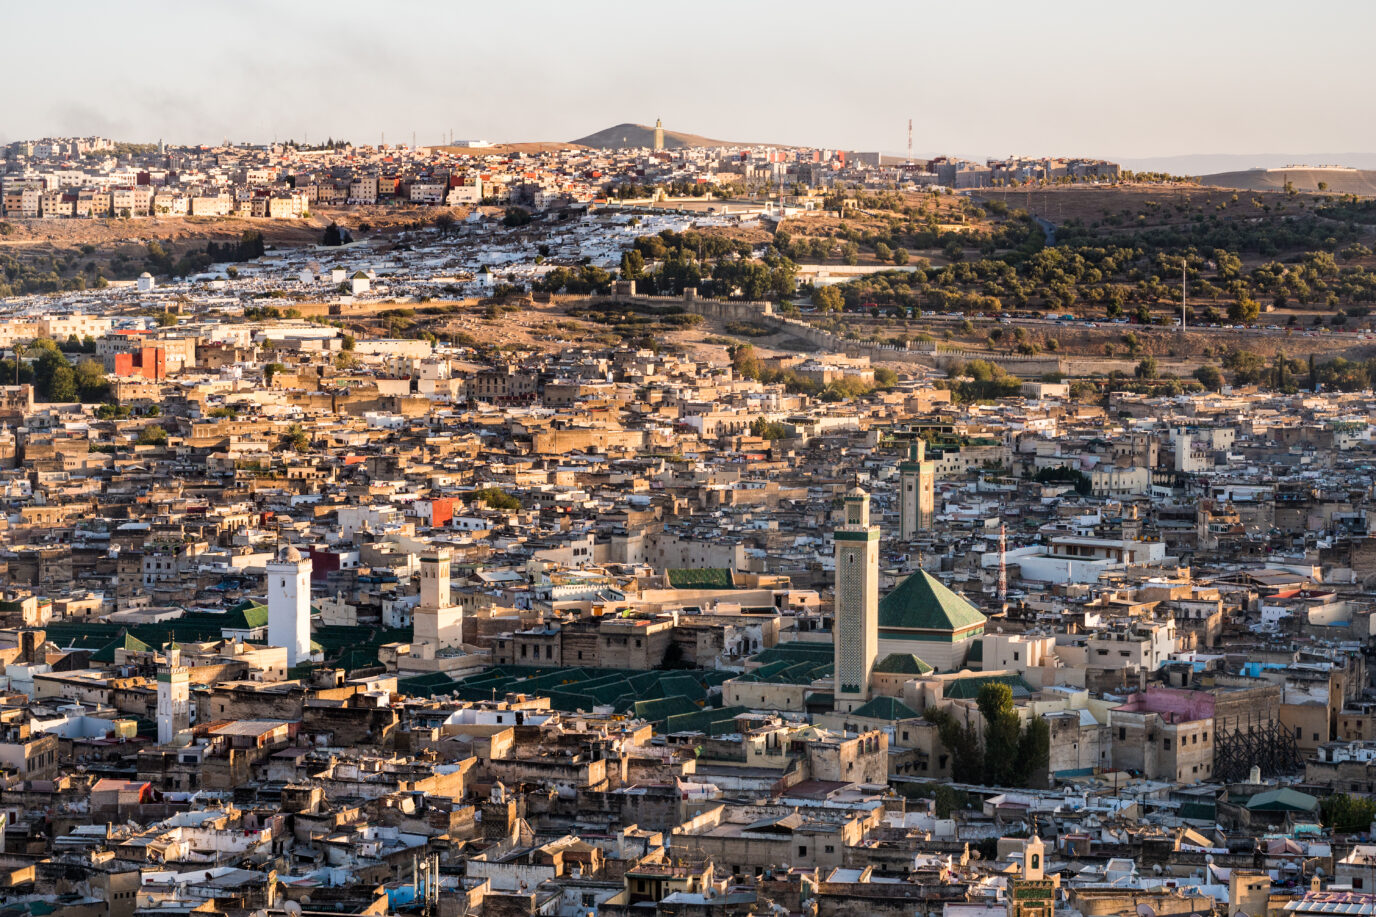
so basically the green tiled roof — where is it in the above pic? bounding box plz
[90,631,153,664]
[879,572,986,632]
[873,653,933,675]
[1246,787,1318,812]
[664,705,749,736]
[849,695,923,721]
[943,673,1034,700]
[667,568,735,590]
[668,567,737,589]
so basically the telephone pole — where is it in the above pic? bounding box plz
[1182,260,1188,330]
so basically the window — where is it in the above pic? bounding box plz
[1118,727,1126,740]
[1013,651,1020,662]
[798,845,808,856]
[1163,738,1171,750]
[825,845,835,853]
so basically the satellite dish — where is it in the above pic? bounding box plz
[1137,905,1157,917]
[283,901,303,917]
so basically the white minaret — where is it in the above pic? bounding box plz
[414,549,463,651]
[899,440,935,541]
[1022,833,1045,881]
[268,545,313,667]
[833,488,879,712]
[156,645,189,745]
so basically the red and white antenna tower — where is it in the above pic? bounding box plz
[998,524,1008,604]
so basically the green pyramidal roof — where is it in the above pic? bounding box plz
[873,653,933,675]
[879,571,987,632]
[849,695,923,721]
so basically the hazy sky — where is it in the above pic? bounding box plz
[5,0,1373,160]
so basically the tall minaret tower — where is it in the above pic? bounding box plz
[833,488,879,712]
[414,549,464,650]
[653,118,665,152]
[156,645,189,745]
[268,545,313,667]
[898,440,935,540]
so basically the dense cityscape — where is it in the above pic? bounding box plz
[3,8,1376,917]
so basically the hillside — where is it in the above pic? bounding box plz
[573,123,729,150]
[1200,167,1376,194]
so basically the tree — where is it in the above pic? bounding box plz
[281,423,310,452]
[472,486,520,510]
[47,363,76,402]
[1135,356,1159,379]
[621,250,645,278]
[749,417,788,440]
[434,211,456,235]
[264,362,286,385]
[503,207,533,227]
[924,707,983,780]
[341,334,356,351]
[74,359,109,402]
[977,683,1023,785]
[136,425,168,446]
[874,367,898,389]
[813,285,844,312]
[1014,715,1050,786]
[1228,297,1260,324]
[321,222,344,247]
[1193,364,1223,390]
[1321,794,1376,834]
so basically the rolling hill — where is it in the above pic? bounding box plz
[1199,166,1376,195]
[572,123,731,150]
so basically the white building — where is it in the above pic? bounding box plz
[156,647,190,745]
[413,550,464,653]
[267,546,313,667]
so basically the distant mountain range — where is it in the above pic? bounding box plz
[572,123,731,150]
[1120,152,1376,174]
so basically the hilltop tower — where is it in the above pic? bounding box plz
[268,545,313,667]
[156,645,189,745]
[653,118,664,152]
[898,440,935,540]
[833,489,879,712]
[414,549,464,651]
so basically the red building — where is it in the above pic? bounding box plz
[112,346,166,380]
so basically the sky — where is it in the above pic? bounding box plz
[5,0,1374,163]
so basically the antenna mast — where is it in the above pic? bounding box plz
[907,118,913,163]
[1181,260,1187,330]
